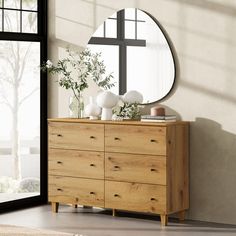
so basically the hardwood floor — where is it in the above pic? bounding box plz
[0,204,235,236]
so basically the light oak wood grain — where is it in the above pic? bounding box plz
[178,210,186,221]
[49,149,104,179]
[48,176,104,208]
[105,125,166,155]
[48,122,104,151]
[48,118,188,126]
[167,124,189,214]
[51,202,59,213]
[105,181,167,214]
[160,214,168,226]
[47,119,189,226]
[112,209,116,217]
[105,152,166,185]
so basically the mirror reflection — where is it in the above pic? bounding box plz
[87,8,175,104]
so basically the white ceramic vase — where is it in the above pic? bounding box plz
[96,91,119,120]
[84,96,101,120]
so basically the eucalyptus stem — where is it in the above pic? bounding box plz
[41,48,115,101]
[71,87,80,101]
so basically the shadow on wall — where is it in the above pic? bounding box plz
[47,0,236,225]
[178,0,236,16]
[142,104,236,224]
[189,118,236,223]
[140,106,236,224]
[141,106,236,224]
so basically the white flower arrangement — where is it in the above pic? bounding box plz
[41,48,115,101]
[113,102,142,120]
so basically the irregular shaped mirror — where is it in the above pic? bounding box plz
[87,8,175,104]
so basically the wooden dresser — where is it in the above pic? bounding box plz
[48,118,189,226]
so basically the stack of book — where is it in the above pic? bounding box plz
[141,115,176,122]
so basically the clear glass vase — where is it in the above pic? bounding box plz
[69,94,84,118]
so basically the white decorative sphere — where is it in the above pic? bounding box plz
[96,91,119,108]
[85,97,101,119]
[122,90,143,104]
[96,91,119,120]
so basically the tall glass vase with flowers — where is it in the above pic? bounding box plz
[41,48,115,118]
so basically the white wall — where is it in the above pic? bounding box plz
[48,0,236,225]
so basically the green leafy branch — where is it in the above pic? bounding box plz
[113,102,141,120]
[41,48,115,98]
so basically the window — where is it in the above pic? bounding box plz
[124,8,146,40]
[93,12,117,38]
[0,0,47,211]
[91,9,145,40]
[0,0,38,33]
[88,8,146,95]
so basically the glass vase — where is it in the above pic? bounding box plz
[69,94,84,118]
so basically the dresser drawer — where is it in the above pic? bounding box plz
[49,176,104,207]
[105,125,166,155]
[105,153,166,185]
[105,181,166,213]
[49,149,104,179]
[48,122,104,151]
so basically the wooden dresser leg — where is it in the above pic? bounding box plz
[51,202,59,213]
[160,214,168,226]
[112,209,116,217]
[178,210,185,221]
[73,204,78,208]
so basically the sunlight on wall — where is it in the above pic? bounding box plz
[48,0,236,225]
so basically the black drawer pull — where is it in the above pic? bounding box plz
[57,134,62,137]
[90,191,95,195]
[150,197,157,201]
[114,137,120,140]
[57,161,62,164]
[150,168,156,172]
[90,136,95,139]
[114,165,120,169]
[57,188,63,191]
[114,194,120,197]
[90,163,95,167]
[150,139,157,143]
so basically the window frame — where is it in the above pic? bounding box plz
[0,0,39,34]
[88,9,146,95]
[0,0,47,212]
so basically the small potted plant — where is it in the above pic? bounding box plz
[113,102,142,120]
[112,90,143,120]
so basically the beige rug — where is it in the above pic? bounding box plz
[0,225,77,236]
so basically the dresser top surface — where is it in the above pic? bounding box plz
[48,118,189,126]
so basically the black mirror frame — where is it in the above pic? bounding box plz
[88,8,177,105]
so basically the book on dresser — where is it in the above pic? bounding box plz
[141,115,177,122]
[47,118,189,226]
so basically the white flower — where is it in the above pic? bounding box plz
[46,60,53,68]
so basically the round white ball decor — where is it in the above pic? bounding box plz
[96,91,119,120]
[96,91,119,108]
[122,90,143,104]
